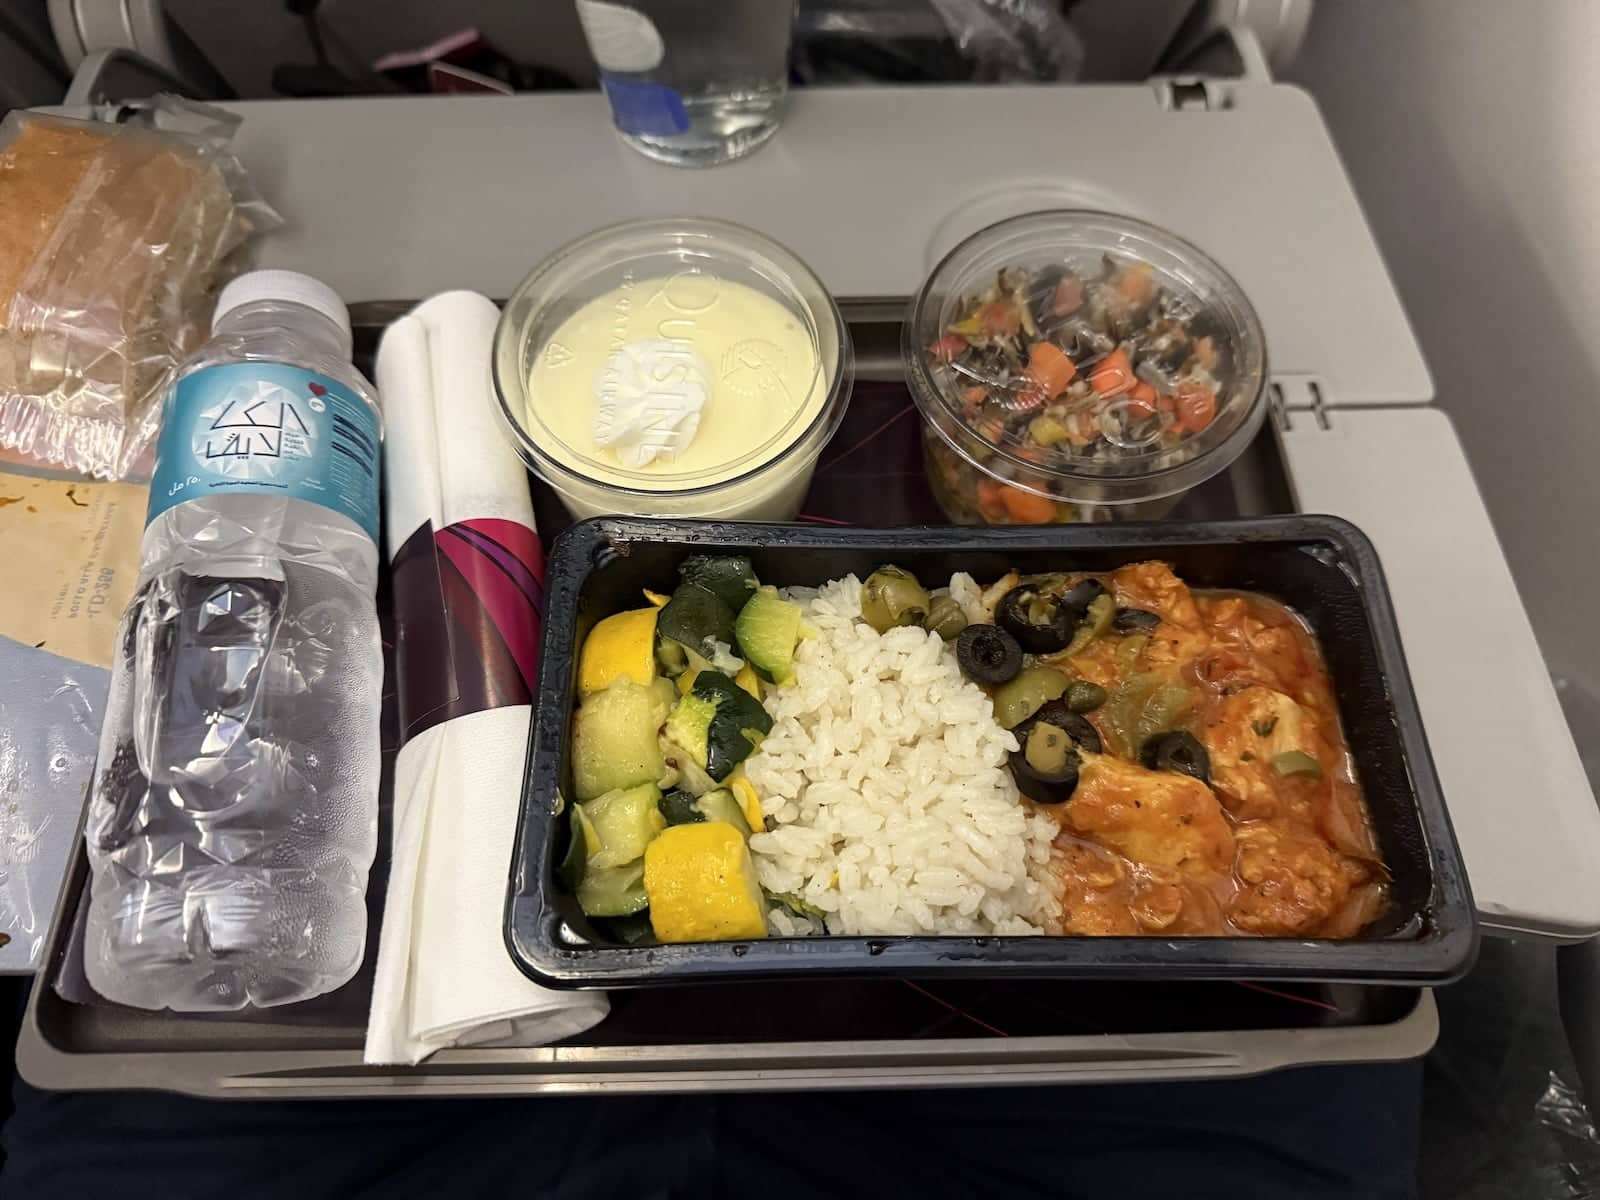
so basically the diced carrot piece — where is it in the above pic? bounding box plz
[1175,383,1217,434]
[1000,484,1057,524]
[1023,341,1076,399]
[975,478,1009,522]
[961,385,988,412]
[1115,266,1156,306]
[1088,348,1134,397]
[979,300,1022,337]
[1127,381,1159,419]
[931,333,968,361]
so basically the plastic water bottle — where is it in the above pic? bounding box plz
[84,271,383,1011]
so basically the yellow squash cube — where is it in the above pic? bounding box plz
[727,772,765,833]
[577,607,658,696]
[644,822,768,943]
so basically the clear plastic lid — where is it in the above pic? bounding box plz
[492,218,851,505]
[906,211,1268,506]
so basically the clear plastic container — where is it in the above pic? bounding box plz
[905,211,1267,524]
[492,217,853,522]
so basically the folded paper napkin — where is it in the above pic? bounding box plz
[365,290,607,1065]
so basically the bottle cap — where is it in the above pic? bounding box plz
[213,270,352,341]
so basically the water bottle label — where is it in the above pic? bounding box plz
[601,75,690,137]
[148,363,381,543]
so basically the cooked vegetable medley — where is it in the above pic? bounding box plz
[561,556,1389,943]
[563,555,800,943]
[924,253,1236,525]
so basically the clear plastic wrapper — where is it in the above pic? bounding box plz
[794,0,1083,84]
[0,98,280,480]
[1423,938,1600,1197]
[927,0,1084,82]
[0,637,108,971]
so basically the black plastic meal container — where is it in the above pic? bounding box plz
[506,516,1477,988]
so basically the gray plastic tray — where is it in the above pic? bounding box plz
[17,306,1439,1098]
[21,810,1439,1097]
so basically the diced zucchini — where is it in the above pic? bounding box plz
[650,675,679,712]
[660,736,718,797]
[735,586,803,684]
[658,584,741,672]
[576,805,599,853]
[663,691,716,770]
[594,912,656,945]
[570,679,670,800]
[658,788,705,827]
[693,788,752,839]
[580,782,666,868]
[769,891,826,921]
[656,636,688,676]
[679,648,752,700]
[644,822,768,942]
[557,803,594,892]
[677,555,759,613]
[577,861,648,917]
[661,671,774,783]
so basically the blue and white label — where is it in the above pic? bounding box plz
[148,363,381,543]
[601,75,689,137]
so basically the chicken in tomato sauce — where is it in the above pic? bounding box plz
[950,561,1387,938]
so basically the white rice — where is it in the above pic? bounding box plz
[743,574,1062,937]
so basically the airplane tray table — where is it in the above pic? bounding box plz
[17,307,1437,1099]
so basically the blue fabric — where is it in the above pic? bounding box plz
[2,1062,1419,1198]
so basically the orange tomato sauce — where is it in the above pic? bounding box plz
[1036,563,1387,938]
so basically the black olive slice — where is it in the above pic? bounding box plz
[996,585,1074,654]
[1140,730,1212,783]
[956,624,1024,684]
[1008,701,1102,803]
[1059,579,1108,626]
[1112,607,1161,633]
